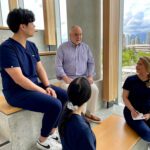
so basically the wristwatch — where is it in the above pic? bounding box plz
[45,84,51,89]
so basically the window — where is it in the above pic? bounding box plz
[55,0,68,46]
[118,0,150,104]
[122,0,150,84]
[0,0,9,26]
[0,0,44,29]
[22,0,44,30]
[59,0,68,43]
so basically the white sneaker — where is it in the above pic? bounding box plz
[36,138,62,150]
[48,131,61,144]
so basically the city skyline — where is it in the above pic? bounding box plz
[124,32,150,45]
[124,0,150,34]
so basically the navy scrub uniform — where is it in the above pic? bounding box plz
[123,75,150,142]
[60,114,96,150]
[0,38,68,137]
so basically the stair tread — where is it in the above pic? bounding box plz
[0,134,9,147]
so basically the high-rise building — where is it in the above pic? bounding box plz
[123,34,126,48]
[146,32,150,44]
[131,38,135,45]
[135,35,140,44]
[125,34,131,45]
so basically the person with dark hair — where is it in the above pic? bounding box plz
[0,8,68,150]
[123,56,150,143]
[59,77,96,150]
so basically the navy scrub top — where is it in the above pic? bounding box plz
[0,38,40,95]
[61,114,96,150]
[123,75,150,114]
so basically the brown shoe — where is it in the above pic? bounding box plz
[85,113,101,124]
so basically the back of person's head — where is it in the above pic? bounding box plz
[67,77,91,106]
[7,8,35,33]
[59,77,91,137]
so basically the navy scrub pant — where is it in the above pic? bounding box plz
[124,107,150,142]
[4,84,68,137]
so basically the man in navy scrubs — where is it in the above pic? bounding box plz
[0,8,67,150]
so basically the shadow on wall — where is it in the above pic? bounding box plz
[40,55,56,80]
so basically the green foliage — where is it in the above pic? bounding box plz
[122,48,150,66]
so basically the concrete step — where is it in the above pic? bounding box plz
[0,111,43,150]
[0,143,11,150]
[132,139,148,150]
[0,134,10,150]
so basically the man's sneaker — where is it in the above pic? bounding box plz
[36,138,62,150]
[48,131,61,143]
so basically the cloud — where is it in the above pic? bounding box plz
[124,0,150,34]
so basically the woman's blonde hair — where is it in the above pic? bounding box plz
[139,56,150,73]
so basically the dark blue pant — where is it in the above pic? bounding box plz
[124,107,150,142]
[4,84,68,137]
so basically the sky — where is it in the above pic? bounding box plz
[124,0,150,34]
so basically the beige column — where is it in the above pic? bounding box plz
[42,0,56,45]
[103,0,120,102]
[9,0,18,11]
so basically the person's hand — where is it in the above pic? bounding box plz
[143,113,150,121]
[65,78,72,84]
[131,109,139,119]
[63,76,73,84]
[46,87,57,98]
[87,76,94,84]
